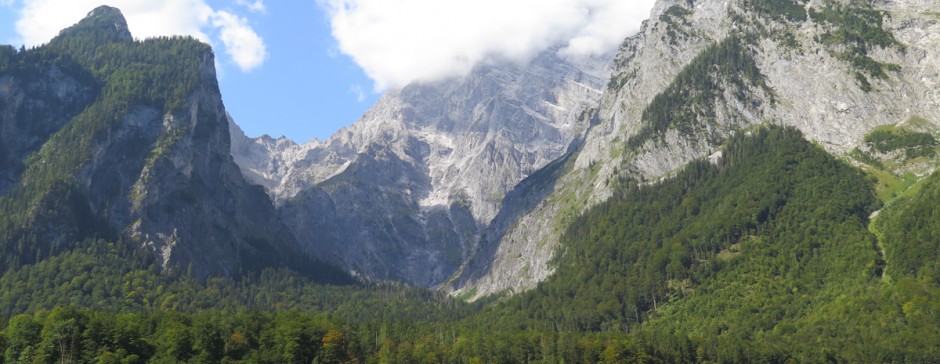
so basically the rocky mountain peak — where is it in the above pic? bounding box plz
[0,6,337,281]
[54,5,133,44]
[231,47,612,286]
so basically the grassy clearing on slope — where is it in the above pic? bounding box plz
[850,117,939,203]
[861,164,919,203]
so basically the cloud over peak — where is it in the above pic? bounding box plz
[319,0,656,90]
[11,0,267,72]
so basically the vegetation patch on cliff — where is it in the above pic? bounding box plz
[628,35,770,148]
[810,1,903,91]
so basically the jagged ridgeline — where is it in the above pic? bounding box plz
[0,7,346,281]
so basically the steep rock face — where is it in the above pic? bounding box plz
[0,7,311,279]
[233,50,610,285]
[123,56,297,278]
[450,0,940,299]
[0,52,97,195]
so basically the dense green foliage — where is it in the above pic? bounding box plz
[876,170,940,284]
[465,127,938,362]
[0,306,656,364]
[48,35,211,111]
[0,238,471,321]
[864,127,938,159]
[0,240,484,363]
[809,2,899,53]
[0,307,353,363]
[629,36,769,148]
[492,127,875,329]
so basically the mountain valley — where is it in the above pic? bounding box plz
[0,0,938,362]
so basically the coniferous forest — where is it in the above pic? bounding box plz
[2,1,940,363]
[3,122,939,362]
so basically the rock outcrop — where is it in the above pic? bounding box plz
[232,50,611,286]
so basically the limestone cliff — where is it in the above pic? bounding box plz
[232,50,611,286]
[449,0,940,299]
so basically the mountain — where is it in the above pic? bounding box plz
[1,1,939,362]
[0,6,339,280]
[232,49,611,286]
[448,0,940,299]
[229,0,940,298]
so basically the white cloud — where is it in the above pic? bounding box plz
[319,0,656,90]
[11,0,267,72]
[211,11,267,71]
[236,0,265,13]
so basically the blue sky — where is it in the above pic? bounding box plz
[210,1,379,142]
[0,0,656,142]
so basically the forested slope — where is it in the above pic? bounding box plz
[4,127,935,363]
[464,126,939,362]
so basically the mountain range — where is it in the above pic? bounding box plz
[230,45,610,286]
[1,0,939,362]
[236,0,940,301]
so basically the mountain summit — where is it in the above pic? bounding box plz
[55,5,133,43]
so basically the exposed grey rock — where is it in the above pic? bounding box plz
[231,0,939,296]
[122,52,299,278]
[449,0,940,300]
[232,49,612,286]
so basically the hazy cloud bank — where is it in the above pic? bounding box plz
[319,0,656,90]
